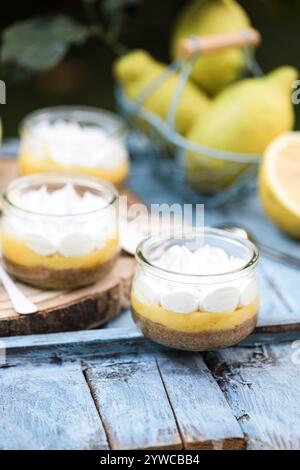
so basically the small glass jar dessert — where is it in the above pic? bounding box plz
[2,174,119,290]
[18,106,129,187]
[131,229,259,351]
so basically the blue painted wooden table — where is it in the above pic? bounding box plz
[0,153,300,450]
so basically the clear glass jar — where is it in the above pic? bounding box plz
[131,229,259,351]
[18,106,129,187]
[2,174,119,289]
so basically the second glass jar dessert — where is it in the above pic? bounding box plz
[2,174,119,289]
[131,229,259,351]
[18,106,129,187]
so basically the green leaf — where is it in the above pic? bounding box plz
[1,15,91,75]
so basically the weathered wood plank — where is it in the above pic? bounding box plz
[241,329,300,347]
[205,343,300,450]
[0,363,108,450]
[156,352,245,450]
[1,325,141,350]
[1,322,300,371]
[1,323,300,450]
[256,260,299,328]
[0,328,159,368]
[85,354,182,450]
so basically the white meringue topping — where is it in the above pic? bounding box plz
[239,278,258,307]
[156,243,246,276]
[4,184,116,257]
[134,244,257,314]
[12,182,109,215]
[134,275,162,305]
[23,232,57,257]
[160,288,199,314]
[200,286,240,313]
[23,120,128,170]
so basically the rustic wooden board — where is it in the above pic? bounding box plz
[0,256,135,337]
[0,362,108,450]
[0,158,136,336]
[205,343,300,450]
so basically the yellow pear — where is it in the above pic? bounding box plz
[185,66,298,193]
[114,50,210,136]
[171,0,252,95]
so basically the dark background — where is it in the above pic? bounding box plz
[1,0,300,138]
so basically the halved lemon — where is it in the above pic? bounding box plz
[259,132,300,238]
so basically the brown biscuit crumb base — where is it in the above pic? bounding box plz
[132,308,257,351]
[3,254,118,290]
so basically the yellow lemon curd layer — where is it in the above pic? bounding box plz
[131,293,259,333]
[2,234,118,270]
[18,152,128,186]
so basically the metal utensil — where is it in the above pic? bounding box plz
[218,224,300,270]
[0,265,38,314]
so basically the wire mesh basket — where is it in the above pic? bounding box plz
[116,29,262,207]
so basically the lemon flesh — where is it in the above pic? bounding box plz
[259,132,300,238]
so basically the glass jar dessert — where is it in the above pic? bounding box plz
[2,174,119,290]
[131,229,259,351]
[18,106,129,187]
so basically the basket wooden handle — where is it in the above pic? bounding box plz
[179,28,261,59]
